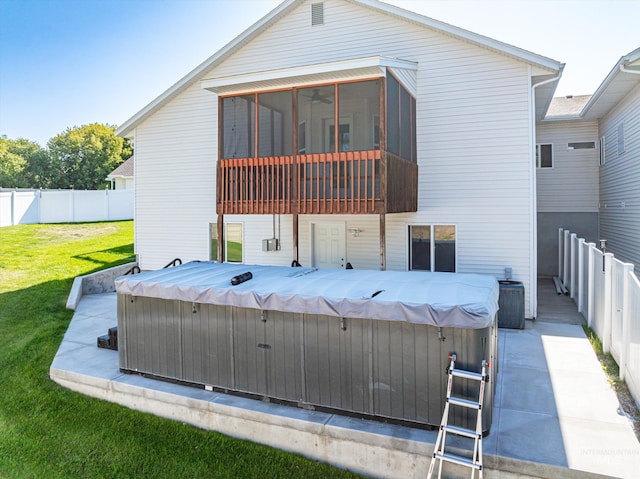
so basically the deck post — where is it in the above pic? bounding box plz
[217,214,224,263]
[379,213,386,271]
[293,213,299,263]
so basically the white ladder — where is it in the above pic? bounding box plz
[427,353,489,479]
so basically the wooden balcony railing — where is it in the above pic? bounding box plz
[217,150,417,215]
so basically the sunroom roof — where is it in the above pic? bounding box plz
[200,56,418,97]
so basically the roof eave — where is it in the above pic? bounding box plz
[581,47,640,120]
[349,0,563,73]
[116,0,301,138]
[117,0,563,137]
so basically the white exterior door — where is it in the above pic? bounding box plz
[311,222,346,269]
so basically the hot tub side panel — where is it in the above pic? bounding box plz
[118,294,496,431]
[182,303,233,388]
[232,307,303,402]
[118,294,182,380]
[372,320,446,425]
[304,315,372,414]
[440,323,497,432]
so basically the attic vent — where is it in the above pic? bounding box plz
[311,2,324,25]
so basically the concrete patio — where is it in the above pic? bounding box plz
[50,277,640,479]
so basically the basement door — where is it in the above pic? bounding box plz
[311,222,346,269]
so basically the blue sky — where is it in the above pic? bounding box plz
[1,0,638,146]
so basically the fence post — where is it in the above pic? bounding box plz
[578,238,585,312]
[620,263,634,381]
[37,190,42,224]
[587,243,595,327]
[10,190,15,226]
[570,233,577,298]
[105,189,110,221]
[602,252,614,353]
[558,228,564,278]
[563,230,570,289]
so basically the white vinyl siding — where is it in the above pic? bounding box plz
[134,0,542,314]
[222,214,294,266]
[599,83,640,267]
[298,214,381,270]
[536,121,600,213]
[133,81,218,270]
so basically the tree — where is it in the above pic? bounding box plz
[46,124,127,189]
[0,136,42,188]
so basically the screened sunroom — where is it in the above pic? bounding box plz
[203,56,419,215]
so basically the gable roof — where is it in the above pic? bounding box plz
[107,156,134,179]
[116,0,563,138]
[545,95,592,120]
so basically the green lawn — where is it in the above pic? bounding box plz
[0,221,362,478]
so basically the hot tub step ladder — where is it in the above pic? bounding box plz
[427,353,489,479]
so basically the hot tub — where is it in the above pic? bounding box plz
[115,262,499,431]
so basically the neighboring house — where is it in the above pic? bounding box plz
[106,156,134,190]
[586,48,640,268]
[535,48,640,272]
[117,0,567,319]
[536,95,600,276]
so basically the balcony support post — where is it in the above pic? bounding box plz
[379,213,386,271]
[217,214,225,263]
[293,212,299,263]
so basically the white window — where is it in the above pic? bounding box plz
[618,123,625,155]
[536,144,553,168]
[409,225,456,272]
[210,223,219,261]
[225,223,243,263]
[599,136,606,166]
[567,142,595,150]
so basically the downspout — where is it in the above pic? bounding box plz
[132,128,139,266]
[529,71,562,319]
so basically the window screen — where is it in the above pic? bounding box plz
[297,85,335,154]
[222,96,255,159]
[386,74,399,156]
[386,72,416,162]
[258,91,292,157]
[338,80,379,151]
[400,86,411,160]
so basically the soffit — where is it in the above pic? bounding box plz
[201,56,418,96]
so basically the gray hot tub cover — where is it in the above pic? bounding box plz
[115,261,499,329]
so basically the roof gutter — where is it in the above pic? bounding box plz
[620,63,640,75]
[581,48,640,118]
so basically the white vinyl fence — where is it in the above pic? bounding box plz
[0,189,133,227]
[558,228,640,408]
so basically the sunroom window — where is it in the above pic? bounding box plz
[221,78,398,158]
[221,95,255,159]
[386,73,416,163]
[258,91,293,157]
